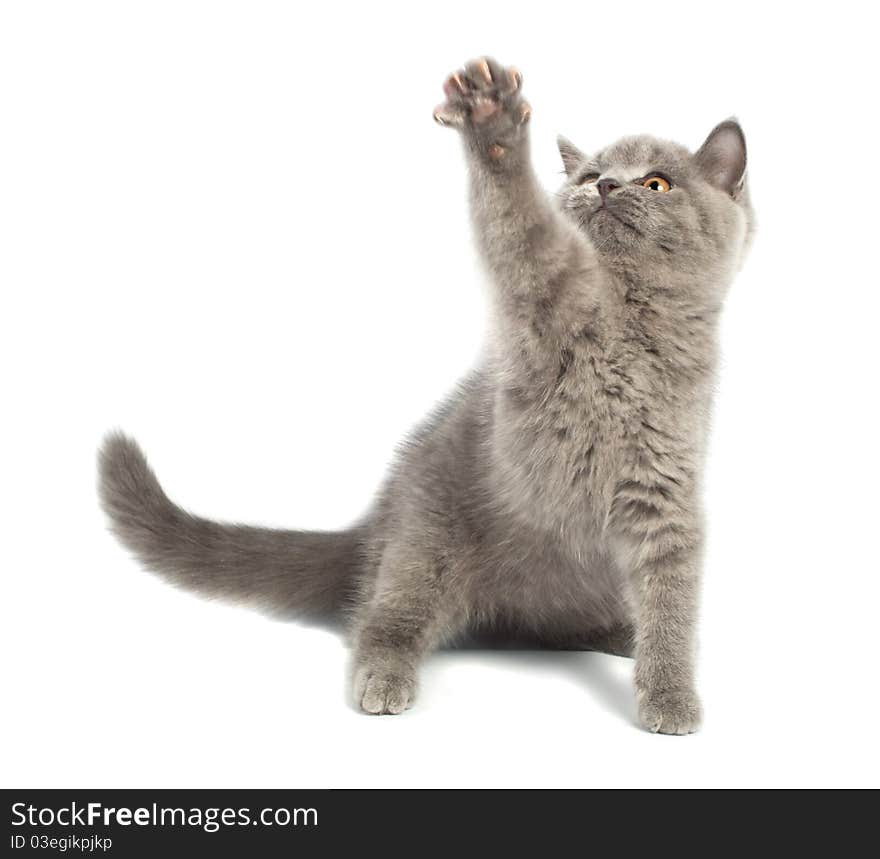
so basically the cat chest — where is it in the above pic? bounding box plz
[495,359,694,522]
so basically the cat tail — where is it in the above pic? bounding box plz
[97,432,363,617]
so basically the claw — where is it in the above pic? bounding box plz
[443,72,467,99]
[508,67,522,92]
[476,58,492,84]
[433,104,462,128]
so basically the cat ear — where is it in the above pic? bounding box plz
[695,119,747,196]
[557,135,587,176]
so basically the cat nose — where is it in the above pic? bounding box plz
[597,178,620,203]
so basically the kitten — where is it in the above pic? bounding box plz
[99,57,752,733]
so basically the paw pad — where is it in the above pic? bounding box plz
[433,57,528,135]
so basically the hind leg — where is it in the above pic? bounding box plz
[352,540,461,715]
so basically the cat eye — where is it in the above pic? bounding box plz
[579,173,600,185]
[642,175,671,192]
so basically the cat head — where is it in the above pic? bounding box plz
[556,121,752,296]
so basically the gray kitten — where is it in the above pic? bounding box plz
[99,57,752,734]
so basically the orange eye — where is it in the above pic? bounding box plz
[580,173,599,185]
[642,176,671,192]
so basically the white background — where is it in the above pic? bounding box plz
[2,0,878,788]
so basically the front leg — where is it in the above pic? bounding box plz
[434,58,604,327]
[614,507,704,734]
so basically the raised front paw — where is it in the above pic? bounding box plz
[433,57,531,157]
[637,686,703,735]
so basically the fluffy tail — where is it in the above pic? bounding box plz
[97,432,362,617]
